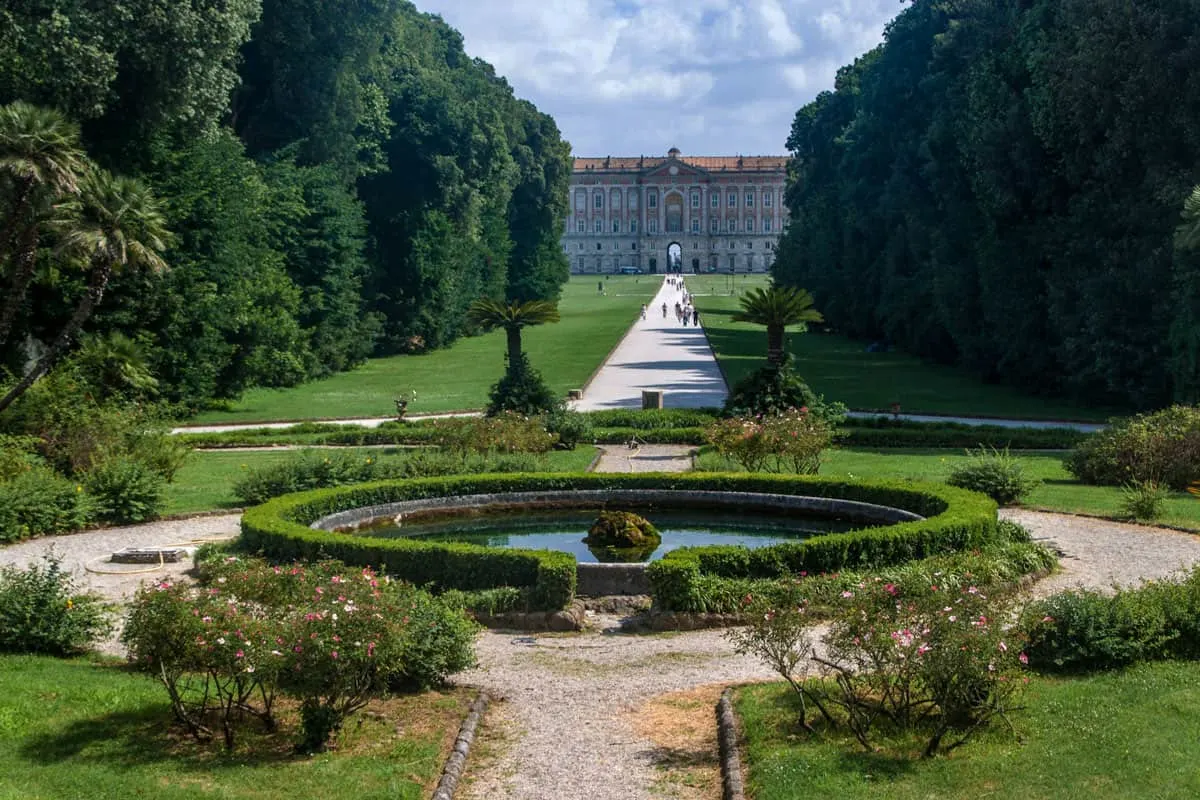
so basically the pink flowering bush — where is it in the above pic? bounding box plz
[728,578,1028,757]
[123,557,477,752]
[705,408,835,474]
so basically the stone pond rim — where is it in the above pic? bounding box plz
[311,489,925,596]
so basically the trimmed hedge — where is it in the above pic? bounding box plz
[241,472,997,613]
[841,422,1089,450]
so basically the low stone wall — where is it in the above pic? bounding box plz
[312,489,924,532]
[576,562,651,596]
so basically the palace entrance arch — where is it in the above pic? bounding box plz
[667,242,682,274]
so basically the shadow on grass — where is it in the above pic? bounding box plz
[833,746,920,781]
[20,705,297,769]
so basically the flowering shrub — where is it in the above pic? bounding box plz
[705,408,835,474]
[428,411,556,455]
[0,553,112,655]
[729,578,1028,757]
[123,557,477,752]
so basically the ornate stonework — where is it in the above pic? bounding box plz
[562,147,788,274]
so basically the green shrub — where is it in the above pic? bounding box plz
[0,468,96,542]
[544,408,593,449]
[487,352,558,416]
[946,446,1040,505]
[84,458,166,524]
[584,409,720,429]
[1066,405,1200,489]
[1119,479,1168,521]
[0,554,113,655]
[591,426,706,445]
[427,412,556,455]
[1022,584,1179,672]
[0,434,43,479]
[705,409,835,474]
[124,559,477,753]
[840,420,1088,450]
[724,355,817,417]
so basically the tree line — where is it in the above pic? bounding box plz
[0,0,571,409]
[773,0,1200,409]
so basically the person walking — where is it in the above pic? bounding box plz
[661,302,668,318]
[640,304,647,320]
[692,308,700,327]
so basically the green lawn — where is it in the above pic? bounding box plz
[0,654,469,800]
[736,660,1200,799]
[190,276,660,424]
[164,446,600,515]
[696,446,1200,531]
[685,274,1115,422]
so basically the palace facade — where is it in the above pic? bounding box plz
[562,147,788,274]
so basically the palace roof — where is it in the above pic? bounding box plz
[573,153,788,174]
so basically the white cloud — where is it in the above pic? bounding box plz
[417,0,900,155]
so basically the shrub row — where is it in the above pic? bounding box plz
[242,473,997,612]
[842,421,1089,450]
[1023,566,1200,672]
[644,477,999,611]
[1065,405,1200,489]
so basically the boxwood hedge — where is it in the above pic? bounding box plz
[240,473,997,612]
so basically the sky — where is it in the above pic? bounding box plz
[417,0,902,158]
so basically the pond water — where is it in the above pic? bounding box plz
[359,509,859,563]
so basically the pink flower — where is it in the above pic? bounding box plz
[841,591,854,599]
[998,641,1008,652]
[1019,652,1029,665]
[235,650,244,659]
[330,651,338,660]
[884,583,898,596]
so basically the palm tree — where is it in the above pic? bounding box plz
[1177,185,1200,252]
[466,298,561,370]
[731,284,823,369]
[0,102,87,348]
[0,169,171,414]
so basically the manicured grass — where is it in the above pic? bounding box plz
[736,660,1200,799]
[695,446,1200,531]
[0,654,471,800]
[164,446,600,515]
[190,276,660,423]
[685,274,1116,422]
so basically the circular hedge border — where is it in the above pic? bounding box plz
[239,472,998,610]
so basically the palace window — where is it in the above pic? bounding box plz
[576,219,585,233]
[575,189,586,210]
[630,193,638,210]
[745,192,754,208]
[763,218,772,233]
[594,219,602,233]
[711,192,720,208]
[648,192,658,209]
[691,192,700,209]
[650,240,657,250]
[596,242,602,250]
[577,242,583,250]
[710,218,719,233]
[711,240,719,250]
[613,240,620,250]
[763,191,773,208]
[727,192,737,208]
[630,219,638,234]
[691,218,700,233]
[726,218,736,232]
[746,241,753,249]
[728,240,736,249]
[746,216,755,232]
[632,242,638,250]
[612,219,620,233]
[593,191,603,209]
[648,219,658,234]
[611,189,621,210]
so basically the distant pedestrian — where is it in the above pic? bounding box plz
[692,308,700,326]
[641,304,647,320]
[598,281,604,294]
[661,302,668,318]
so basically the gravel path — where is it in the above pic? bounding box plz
[8,500,1200,797]
[591,444,695,473]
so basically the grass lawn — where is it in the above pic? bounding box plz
[0,654,471,800]
[736,660,1200,799]
[164,446,600,515]
[695,446,1200,531]
[684,274,1116,422]
[190,276,660,424]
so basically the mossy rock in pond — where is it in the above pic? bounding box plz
[584,511,661,563]
[585,511,661,548]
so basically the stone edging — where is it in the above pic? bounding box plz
[716,687,746,800]
[432,691,490,800]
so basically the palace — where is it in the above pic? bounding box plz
[562,147,788,274]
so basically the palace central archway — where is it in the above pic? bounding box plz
[667,242,682,273]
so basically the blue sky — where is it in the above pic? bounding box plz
[417,0,902,158]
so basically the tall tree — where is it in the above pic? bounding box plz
[731,286,823,369]
[0,102,86,349]
[0,169,170,413]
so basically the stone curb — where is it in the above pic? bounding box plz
[431,691,490,800]
[716,688,746,800]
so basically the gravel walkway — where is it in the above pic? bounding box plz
[591,444,695,473]
[8,500,1200,797]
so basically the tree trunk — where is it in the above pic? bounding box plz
[0,224,39,349]
[767,324,785,369]
[0,176,34,263]
[0,255,112,414]
[506,326,523,368]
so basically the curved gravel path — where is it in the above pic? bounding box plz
[7,502,1200,797]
